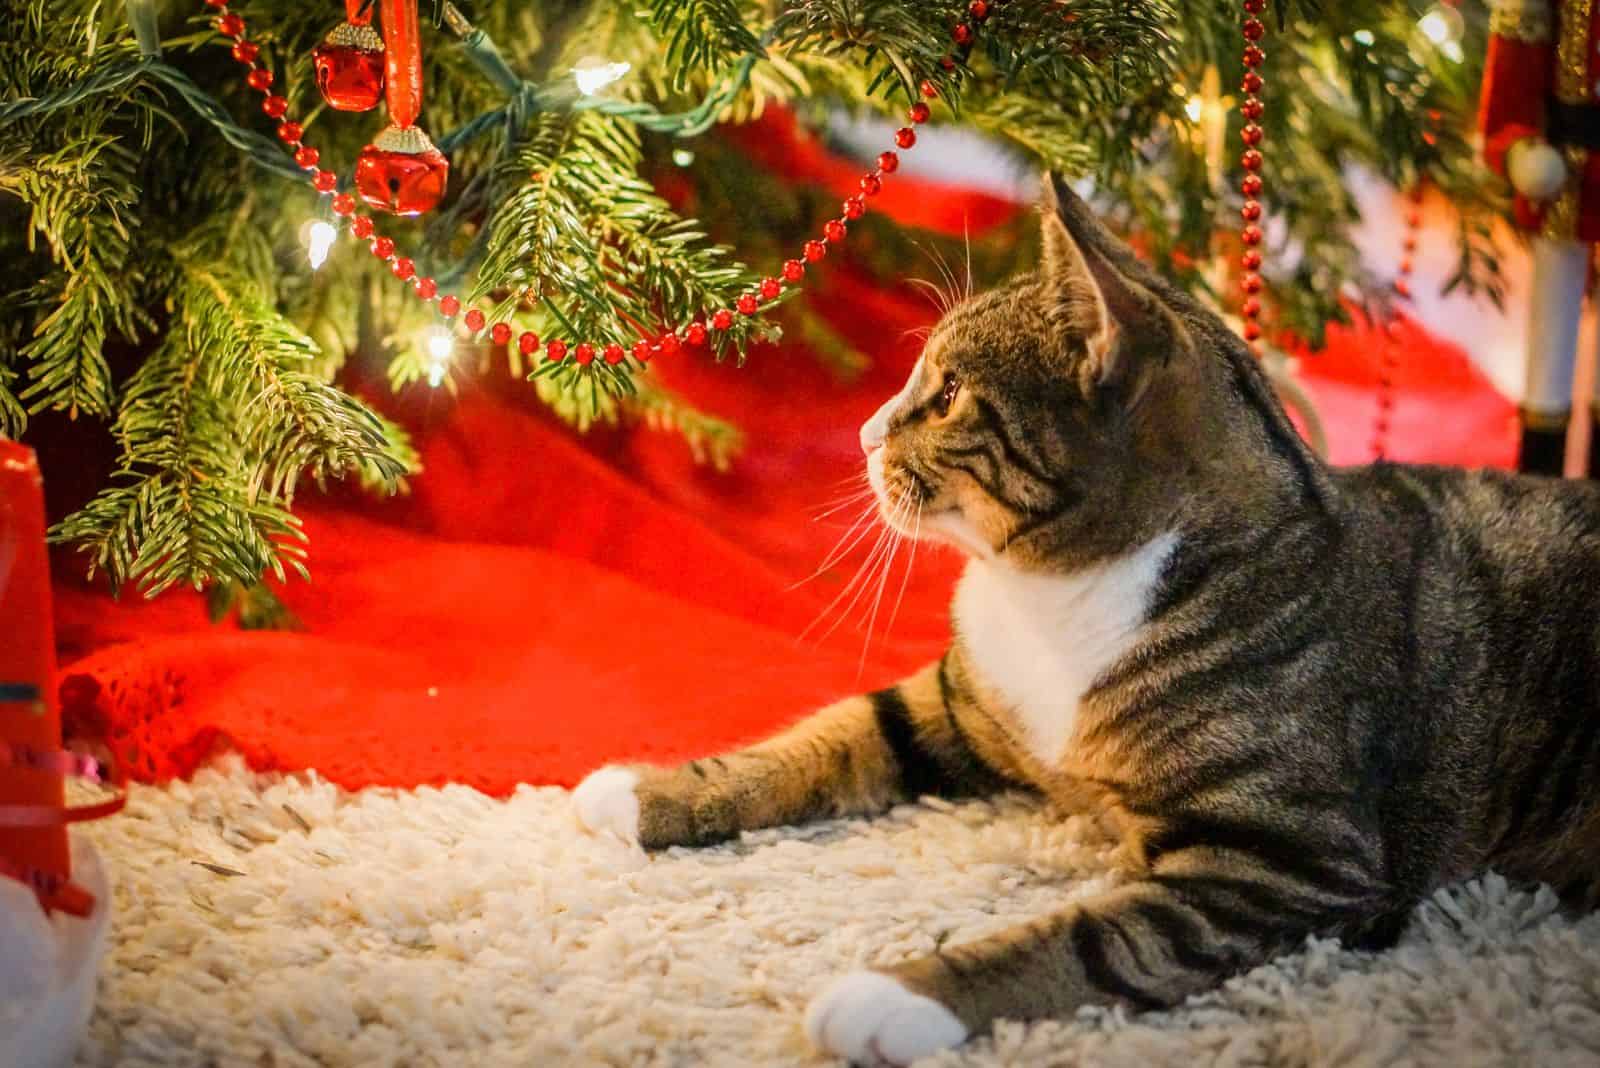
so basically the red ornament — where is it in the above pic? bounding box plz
[632,339,652,361]
[519,331,539,355]
[491,322,511,345]
[1242,250,1262,271]
[1242,296,1262,318]
[1241,97,1264,121]
[1241,200,1262,221]
[331,194,355,216]
[246,68,274,91]
[355,124,450,216]
[1242,273,1262,294]
[909,102,931,125]
[823,219,847,243]
[1241,148,1263,171]
[262,95,288,118]
[782,259,805,282]
[1242,45,1264,68]
[603,342,626,365]
[685,322,707,346]
[464,308,486,332]
[294,146,319,169]
[1243,321,1262,341]
[350,215,374,239]
[969,0,989,21]
[759,277,782,300]
[877,151,900,173]
[1242,72,1263,93]
[574,342,595,365]
[803,239,827,262]
[438,294,460,317]
[658,333,681,357]
[711,309,734,331]
[1241,174,1262,197]
[737,294,759,315]
[546,338,568,362]
[312,169,338,193]
[1244,0,1266,12]
[895,127,917,149]
[217,13,244,37]
[370,235,395,259]
[919,80,938,99]
[952,22,973,45]
[1241,123,1263,146]
[941,54,957,71]
[1242,18,1264,41]
[232,41,260,64]
[391,257,415,280]
[860,174,882,197]
[313,22,386,112]
[414,276,437,300]
[277,121,303,143]
[1393,278,1411,298]
[843,196,866,220]
[1241,225,1263,246]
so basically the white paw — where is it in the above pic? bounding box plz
[805,971,968,1066]
[572,766,641,842]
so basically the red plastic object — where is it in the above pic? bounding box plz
[355,131,449,216]
[380,0,422,129]
[313,36,385,112]
[0,441,69,913]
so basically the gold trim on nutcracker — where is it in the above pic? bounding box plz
[1555,0,1595,105]
[1489,1,1552,42]
[1541,145,1588,241]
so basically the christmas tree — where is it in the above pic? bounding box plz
[1,0,1499,596]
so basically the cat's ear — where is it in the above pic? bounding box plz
[1039,173,1172,396]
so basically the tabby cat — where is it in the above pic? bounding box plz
[574,175,1600,1065]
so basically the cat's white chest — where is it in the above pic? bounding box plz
[952,533,1177,767]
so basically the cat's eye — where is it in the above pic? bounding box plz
[934,372,960,417]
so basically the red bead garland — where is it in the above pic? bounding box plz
[199,0,995,376]
[1237,0,1268,351]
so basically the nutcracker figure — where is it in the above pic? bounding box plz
[1479,0,1600,475]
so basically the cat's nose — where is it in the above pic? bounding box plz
[859,423,883,455]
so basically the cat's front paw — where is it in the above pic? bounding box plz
[572,765,641,842]
[805,971,968,1066]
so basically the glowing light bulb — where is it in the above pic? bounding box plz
[672,148,695,167]
[574,57,631,96]
[1353,29,1375,46]
[1418,5,1463,46]
[425,329,453,387]
[306,220,337,270]
[1184,96,1204,123]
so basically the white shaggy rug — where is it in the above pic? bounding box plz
[75,757,1600,1067]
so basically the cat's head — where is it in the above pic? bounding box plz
[862,174,1317,571]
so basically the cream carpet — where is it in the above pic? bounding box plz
[76,757,1600,1067]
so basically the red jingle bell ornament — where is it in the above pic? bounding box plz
[356,123,449,215]
[312,0,384,112]
[354,0,448,215]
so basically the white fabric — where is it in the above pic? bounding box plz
[0,838,111,1068]
[70,758,1600,1066]
[1525,236,1589,418]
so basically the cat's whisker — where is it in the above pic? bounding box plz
[789,500,882,591]
[906,276,953,317]
[884,498,922,639]
[807,515,899,646]
[856,501,906,672]
[797,521,894,644]
[811,486,877,523]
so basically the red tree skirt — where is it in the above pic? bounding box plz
[48,116,1518,795]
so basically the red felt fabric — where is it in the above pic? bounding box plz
[46,116,1518,796]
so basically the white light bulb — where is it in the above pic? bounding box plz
[574,58,631,96]
[672,148,695,167]
[1184,96,1204,123]
[1418,5,1462,46]
[1353,29,1375,46]
[307,220,337,270]
[425,329,453,387]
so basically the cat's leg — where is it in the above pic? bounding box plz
[806,853,1396,1065]
[573,655,1011,849]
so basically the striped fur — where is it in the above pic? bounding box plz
[575,176,1600,1059]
